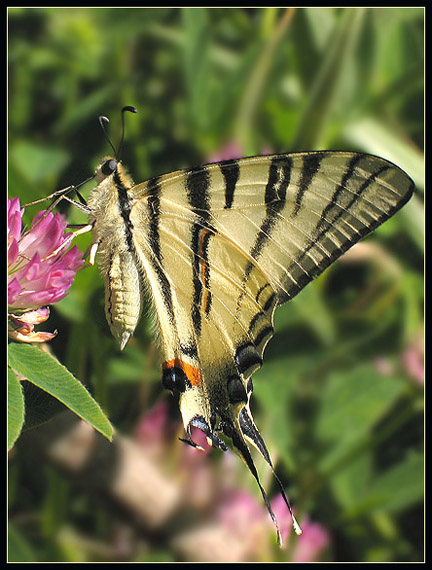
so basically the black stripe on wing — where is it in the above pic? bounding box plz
[220,159,240,210]
[278,153,414,304]
[292,152,325,218]
[250,155,293,261]
[186,166,214,335]
[241,155,293,293]
[234,286,278,379]
[147,176,176,322]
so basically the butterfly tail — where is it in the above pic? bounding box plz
[229,425,283,545]
[233,406,303,539]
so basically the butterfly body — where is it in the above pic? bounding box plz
[87,159,143,349]
[86,150,413,539]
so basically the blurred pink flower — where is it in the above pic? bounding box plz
[270,492,298,545]
[218,488,265,537]
[8,197,83,341]
[271,495,330,561]
[402,341,424,385]
[134,400,315,560]
[291,518,330,562]
[135,400,172,445]
[208,141,244,163]
[135,400,179,461]
[216,488,269,558]
[208,141,272,164]
[373,357,395,377]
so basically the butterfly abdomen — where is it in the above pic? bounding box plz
[89,161,144,349]
[104,250,143,349]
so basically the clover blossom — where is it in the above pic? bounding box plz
[8,197,84,342]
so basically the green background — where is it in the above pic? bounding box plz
[8,7,424,562]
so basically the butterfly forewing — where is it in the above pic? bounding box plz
[133,152,413,306]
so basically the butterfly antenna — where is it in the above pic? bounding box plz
[117,106,138,159]
[98,115,117,157]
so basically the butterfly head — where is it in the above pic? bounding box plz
[93,157,134,191]
[95,156,118,182]
[99,158,119,177]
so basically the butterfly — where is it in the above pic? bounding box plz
[43,107,415,542]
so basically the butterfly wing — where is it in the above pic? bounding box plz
[128,151,413,417]
[109,151,413,537]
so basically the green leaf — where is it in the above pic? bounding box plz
[317,365,406,442]
[348,451,424,516]
[233,9,294,148]
[182,8,212,131]
[7,523,36,562]
[8,343,113,441]
[303,7,338,52]
[330,450,373,510]
[9,141,70,184]
[253,357,306,470]
[8,368,25,450]
[290,282,337,347]
[316,364,406,472]
[292,8,367,149]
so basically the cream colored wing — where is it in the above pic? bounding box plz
[122,151,413,539]
[89,151,413,540]
[128,151,414,396]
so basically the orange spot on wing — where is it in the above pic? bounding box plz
[163,358,202,387]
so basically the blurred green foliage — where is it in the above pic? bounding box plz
[8,7,424,563]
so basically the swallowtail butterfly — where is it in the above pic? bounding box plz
[43,107,415,542]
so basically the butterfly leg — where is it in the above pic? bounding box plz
[88,240,100,266]
[41,223,94,261]
[23,185,91,214]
